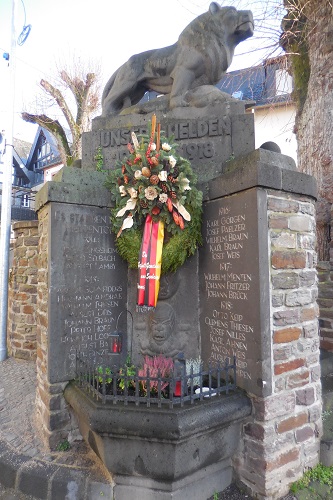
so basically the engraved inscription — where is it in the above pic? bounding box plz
[99,117,230,164]
[200,191,264,391]
[50,206,127,382]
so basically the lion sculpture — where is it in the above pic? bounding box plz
[102,2,254,116]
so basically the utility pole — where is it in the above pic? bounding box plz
[0,0,16,361]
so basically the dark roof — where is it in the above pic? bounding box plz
[142,57,292,108]
[218,57,292,107]
[0,206,37,221]
[13,138,31,162]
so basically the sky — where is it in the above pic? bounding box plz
[0,0,284,144]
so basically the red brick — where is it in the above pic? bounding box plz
[271,250,307,269]
[266,448,300,471]
[268,198,299,213]
[286,370,310,389]
[274,327,302,343]
[277,413,308,433]
[274,358,305,375]
[269,216,289,229]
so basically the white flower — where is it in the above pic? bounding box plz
[117,214,134,238]
[179,177,191,191]
[150,143,156,151]
[131,131,140,151]
[144,186,158,200]
[127,187,138,199]
[162,142,171,152]
[158,170,168,182]
[119,185,127,197]
[169,155,177,168]
[134,170,142,179]
[159,193,168,203]
[116,198,137,217]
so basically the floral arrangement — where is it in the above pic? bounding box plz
[138,354,174,395]
[105,116,202,276]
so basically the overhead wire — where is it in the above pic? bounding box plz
[17,0,31,46]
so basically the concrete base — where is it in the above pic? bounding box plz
[65,384,251,499]
[114,458,231,500]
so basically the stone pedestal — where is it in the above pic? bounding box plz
[35,168,128,447]
[199,149,321,499]
[65,383,251,500]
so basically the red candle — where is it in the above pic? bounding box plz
[174,381,182,396]
[112,340,119,353]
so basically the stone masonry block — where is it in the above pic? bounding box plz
[308,403,322,423]
[271,272,299,289]
[299,270,317,287]
[303,322,318,338]
[271,232,296,249]
[300,305,319,322]
[253,393,295,421]
[295,387,315,406]
[272,292,284,307]
[295,426,315,443]
[286,369,310,389]
[273,327,302,344]
[268,215,289,229]
[243,422,265,441]
[289,215,313,232]
[267,197,299,213]
[277,413,308,433]
[273,309,300,326]
[285,289,313,307]
[299,202,315,216]
[266,448,300,471]
[273,345,294,361]
[274,358,305,375]
[271,250,307,269]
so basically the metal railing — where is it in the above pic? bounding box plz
[75,352,237,408]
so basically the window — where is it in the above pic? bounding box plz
[22,194,30,208]
[31,134,54,172]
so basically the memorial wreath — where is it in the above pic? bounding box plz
[105,115,202,310]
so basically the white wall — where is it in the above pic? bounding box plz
[252,104,297,164]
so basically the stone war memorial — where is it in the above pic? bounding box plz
[29,3,321,500]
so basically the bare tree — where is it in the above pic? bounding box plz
[211,0,333,260]
[22,58,100,166]
[280,0,333,260]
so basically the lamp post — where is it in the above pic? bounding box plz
[0,0,16,362]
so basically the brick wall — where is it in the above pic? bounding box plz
[8,221,38,360]
[317,205,333,352]
[235,191,321,499]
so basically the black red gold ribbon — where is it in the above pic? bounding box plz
[137,215,164,312]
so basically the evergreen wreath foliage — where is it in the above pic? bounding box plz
[105,123,203,274]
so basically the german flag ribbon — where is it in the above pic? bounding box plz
[137,215,164,312]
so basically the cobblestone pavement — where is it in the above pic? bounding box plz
[0,357,112,499]
[0,357,320,500]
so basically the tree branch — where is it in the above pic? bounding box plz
[21,112,73,165]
